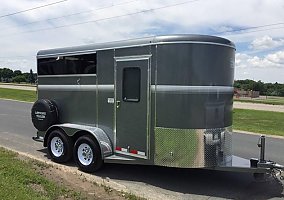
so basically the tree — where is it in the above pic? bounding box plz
[252,80,265,94]
[23,72,29,81]
[233,81,241,89]
[13,70,22,77]
[0,68,13,82]
[234,79,284,97]
[12,75,26,83]
[28,69,35,84]
[279,87,284,97]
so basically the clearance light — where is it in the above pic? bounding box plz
[130,150,138,154]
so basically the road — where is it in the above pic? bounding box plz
[0,99,283,200]
[234,101,284,113]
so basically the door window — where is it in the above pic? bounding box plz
[122,67,141,102]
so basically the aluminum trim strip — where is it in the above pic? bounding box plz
[37,41,235,58]
[113,49,117,151]
[38,85,96,91]
[38,84,231,94]
[114,55,152,62]
[151,85,234,94]
[38,84,114,92]
[158,41,235,49]
[96,74,99,127]
[38,74,97,78]
[37,50,97,59]
[97,85,114,91]
[146,56,151,159]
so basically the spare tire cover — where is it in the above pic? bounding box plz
[31,99,58,131]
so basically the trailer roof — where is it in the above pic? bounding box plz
[37,34,235,58]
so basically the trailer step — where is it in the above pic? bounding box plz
[104,155,135,161]
[32,136,44,143]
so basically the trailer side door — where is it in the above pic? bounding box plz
[115,55,151,159]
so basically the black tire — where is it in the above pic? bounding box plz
[31,99,58,131]
[253,173,266,182]
[73,135,103,173]
[47,129,73,163]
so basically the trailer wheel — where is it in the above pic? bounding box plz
[73,135,103,173]
[47,129,73,163]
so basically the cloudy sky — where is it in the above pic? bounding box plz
[0,0,283,83]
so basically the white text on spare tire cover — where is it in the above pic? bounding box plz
[35,111,46,120]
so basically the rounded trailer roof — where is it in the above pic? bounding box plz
[37,34,235,58]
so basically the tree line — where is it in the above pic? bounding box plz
[0,68,36,84]
[234,79,284,97]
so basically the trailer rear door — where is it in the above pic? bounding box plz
[115,55,151,159]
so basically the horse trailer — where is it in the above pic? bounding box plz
[32,34,283,177]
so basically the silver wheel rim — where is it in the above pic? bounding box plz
[50,136,64,157]
[77,143,93,166]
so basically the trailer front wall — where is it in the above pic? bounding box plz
[154,43,235,168]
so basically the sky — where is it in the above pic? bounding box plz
[0,0,283,83]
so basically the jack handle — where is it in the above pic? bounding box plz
[257,135,284,180]
[257,135,266,163]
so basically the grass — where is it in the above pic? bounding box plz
[0,147,83,200]
[0,88,36,102]
[233,109,284,136]
[234,96,284,105]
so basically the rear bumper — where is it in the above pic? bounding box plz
[212,155,270,173]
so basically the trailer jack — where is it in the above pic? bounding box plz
[250,135,284,180]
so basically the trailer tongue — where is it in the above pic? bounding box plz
[215,135,284,181]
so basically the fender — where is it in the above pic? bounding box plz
[44,123,113,158]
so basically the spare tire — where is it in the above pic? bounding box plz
[31,99,58,131]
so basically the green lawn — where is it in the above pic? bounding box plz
[234,96,284,105]
[0,88,36,102]
[233,109,284,136]
[0,148,82,200]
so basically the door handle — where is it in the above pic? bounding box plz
[116,100,121,108]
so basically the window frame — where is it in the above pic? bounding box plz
[37,53,97,76]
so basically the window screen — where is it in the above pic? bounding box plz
[38,53,96,75]
[122,67,141,102]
